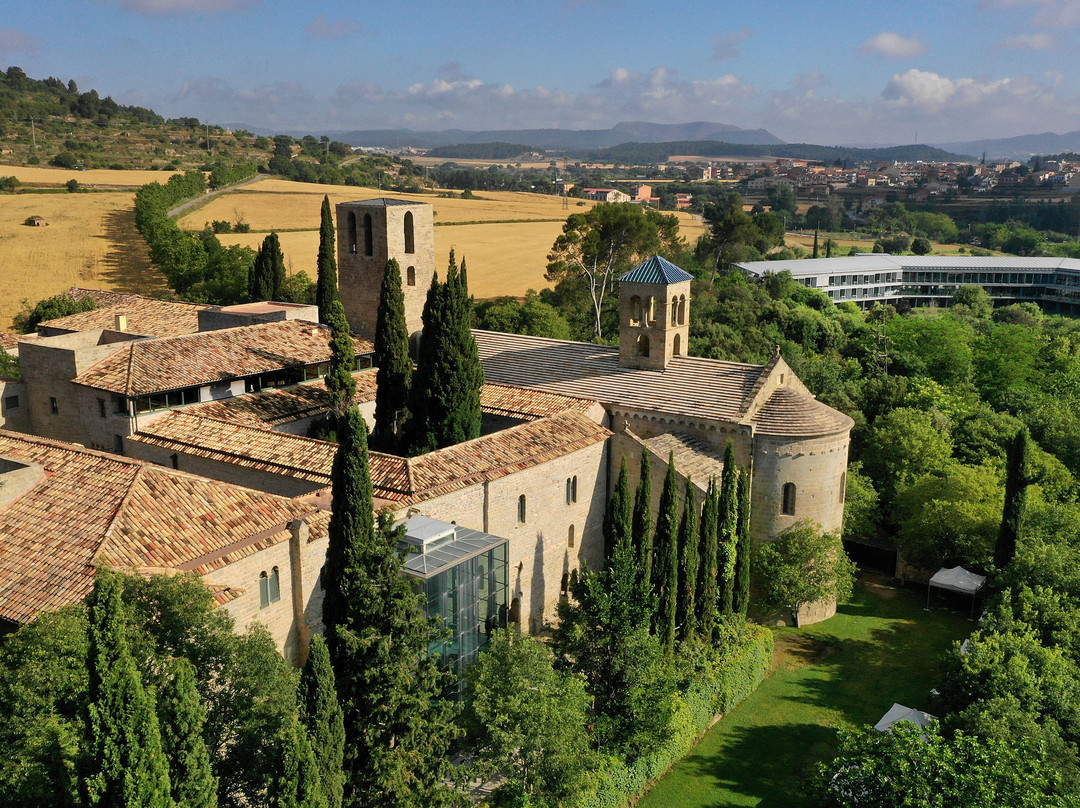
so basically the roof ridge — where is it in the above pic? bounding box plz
[739,351,782,419]
[92,463,148,566]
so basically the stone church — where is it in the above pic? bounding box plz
[0,197,852,666]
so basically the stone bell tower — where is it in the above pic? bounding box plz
[336,198,434,341]
[617,255,693,371]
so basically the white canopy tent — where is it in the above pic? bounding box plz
[926,566,986,618]
[874,703,936,735]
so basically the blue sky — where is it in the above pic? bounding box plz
[3,0,1080,144]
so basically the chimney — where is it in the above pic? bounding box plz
[114,314,127,331]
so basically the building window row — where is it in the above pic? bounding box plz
[566,475,578,504]
[259,566,281,609]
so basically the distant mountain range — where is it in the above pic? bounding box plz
[933,132,1080,161]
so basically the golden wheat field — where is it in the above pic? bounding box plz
[0,166,183,188]
[0,191,162,330]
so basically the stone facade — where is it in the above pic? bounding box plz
[618,278,691,370]
[336,199,435,341]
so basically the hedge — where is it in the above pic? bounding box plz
[581,622,774,808]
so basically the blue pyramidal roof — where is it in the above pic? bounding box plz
[618,255,694,284]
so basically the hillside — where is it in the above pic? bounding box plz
[585,140,970,164]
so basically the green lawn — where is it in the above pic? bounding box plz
[638,574,972,808]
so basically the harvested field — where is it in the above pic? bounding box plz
[0,166,183,188]
[0,191,162,330]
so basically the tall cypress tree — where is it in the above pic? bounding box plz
[158,657,217,808]
[409,272,446,455]
[604,457,633,563]
[603,457,652,631]
[298,635,344,808]
[995,426,1031,571]
[82,570,173,808]
[697,478,719,641]
[442,257,484,444]
[322,408,458,806]
[270,719,326,808]
[631,448,654,592]
[250,232,286,302]
[676,478,699,640]
[650,454,680,655]
[372,258,412,452]
[324,300,356,416]
[717,441,739,617]
[317,196,339,324]
[733,467,753,615]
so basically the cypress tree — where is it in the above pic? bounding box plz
[676,478,699,640]
[317,196,339,323]
[604,457,633,564]
[631,448,653,593]
[372,258,412,452]
[298,635,344,808]
[603,458,652,632]
[995,426,1031,571]
[322,408,458,806]
[650,454,680,654]
[717,441,739,617]
[812,228,820,259]
[445,257,484,443]
[697,478,719,641]
[250,232,286,301]
[409,272,446,455]
[269,719,326,808]
[324,300,356,415]
[158,657,217,808]
[82,570,173,808]
[733,467,753,615]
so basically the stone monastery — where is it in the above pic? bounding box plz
[0,198,852,667]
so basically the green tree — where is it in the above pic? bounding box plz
[545,202,679,337]
[632,448,654,595]
[676,478,700,639]
[703,193,757,281]
[158,657,217,808]
[840,462,880,547]
[14,294,96,333]
[321,408,458,807]
[0,346,19,379]
[996,427,1032,571]
[372,259,412,452]
[697,478,720,640]
[316,196,338,324]
[603,457,633,567]
[269,719,326,808]
[323,300,356,416]
[462,629,596,806]
[250,232,286,302]
[716,442,739,617]
[297,636,344,808]
[473,290,571,339]
[650,454,680,655]
[910,235,932,255]
[81,570,172,808]
[754,522,855,627]
[733,467,752,615]
[862,407,954,503]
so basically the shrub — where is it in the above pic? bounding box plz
[65,179,79,193]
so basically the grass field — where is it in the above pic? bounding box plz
[0,166,183,188]
[638,575,972,808]
[0,190,161,330]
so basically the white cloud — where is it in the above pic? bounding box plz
[981,0,1080,27]
[305,15,362,41]
[882,68,1018,113]
[996,31,1054,48]
[99,0,257,12]
[860,31,927,57]
[711,28,752,61]
[0,29,37,54]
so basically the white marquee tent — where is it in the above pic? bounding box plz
[873,703,936,735]
[926,566,986,617]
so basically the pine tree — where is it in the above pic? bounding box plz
[995,426,1031,571]
[676,478,699,640]
[317,196,339,324]
[717,441,739,617]
[697,478,719,641]
[324,300,356,415]
[298,635,344,808]
[322,408,458,807]
[733,467,753,615]
[82,570,173,808]
[650,454,680,654]
[631,448,653,594]
[158,657,217,808]
[250,232,286,301]
[372,258,412,452]
[603,457,633,565]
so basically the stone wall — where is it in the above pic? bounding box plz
[0,380,29,433]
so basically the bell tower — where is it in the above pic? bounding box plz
[618,255,692,371]
[336,198,434,341]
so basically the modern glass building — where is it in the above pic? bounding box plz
[399,516,509,687]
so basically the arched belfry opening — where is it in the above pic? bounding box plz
[363,213,374,257]
[404,211,415,254]
[636,334,650,357]
[347,212,358,254]
[617,255,693,370]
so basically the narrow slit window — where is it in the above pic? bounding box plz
[518,494,527,523]
[782,482,796,516]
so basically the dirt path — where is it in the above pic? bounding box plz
[167,173,268,218]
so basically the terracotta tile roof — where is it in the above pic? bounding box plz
[72,320,374,396]
[0,333,21,353]
[188,372,379,428]
[0,430,317,624]
[43,295,211,338]
[474,330,763,422]
[129,409,610,506]
[479,383,598,420]
[750,387,855,437]
[641,432,726,489]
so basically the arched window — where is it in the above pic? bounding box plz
[647,296,656,325]
[782,482,797,516]
[568,524,575,548]
[406,266,416,286]
[629,295,642,325]
[347,212,358,254]
[259,571,269,609]
[566,476,578,504]
[671,298,679,324]
[518,494,527,523]
[268,566,280,603]
[636,334,650,357]
[404,211,415,254]
[678,295,687,325]
[673,333,682,356]
[363,213,374,257]
[839,472,847,503]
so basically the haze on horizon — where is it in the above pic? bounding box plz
[3,0,1080,146]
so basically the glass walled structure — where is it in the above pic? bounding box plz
[399,516,509,686]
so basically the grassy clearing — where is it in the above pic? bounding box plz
[0,166,183,188]
[638,574,971,808]
[783,231,991,257]
[0,190,161,330]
